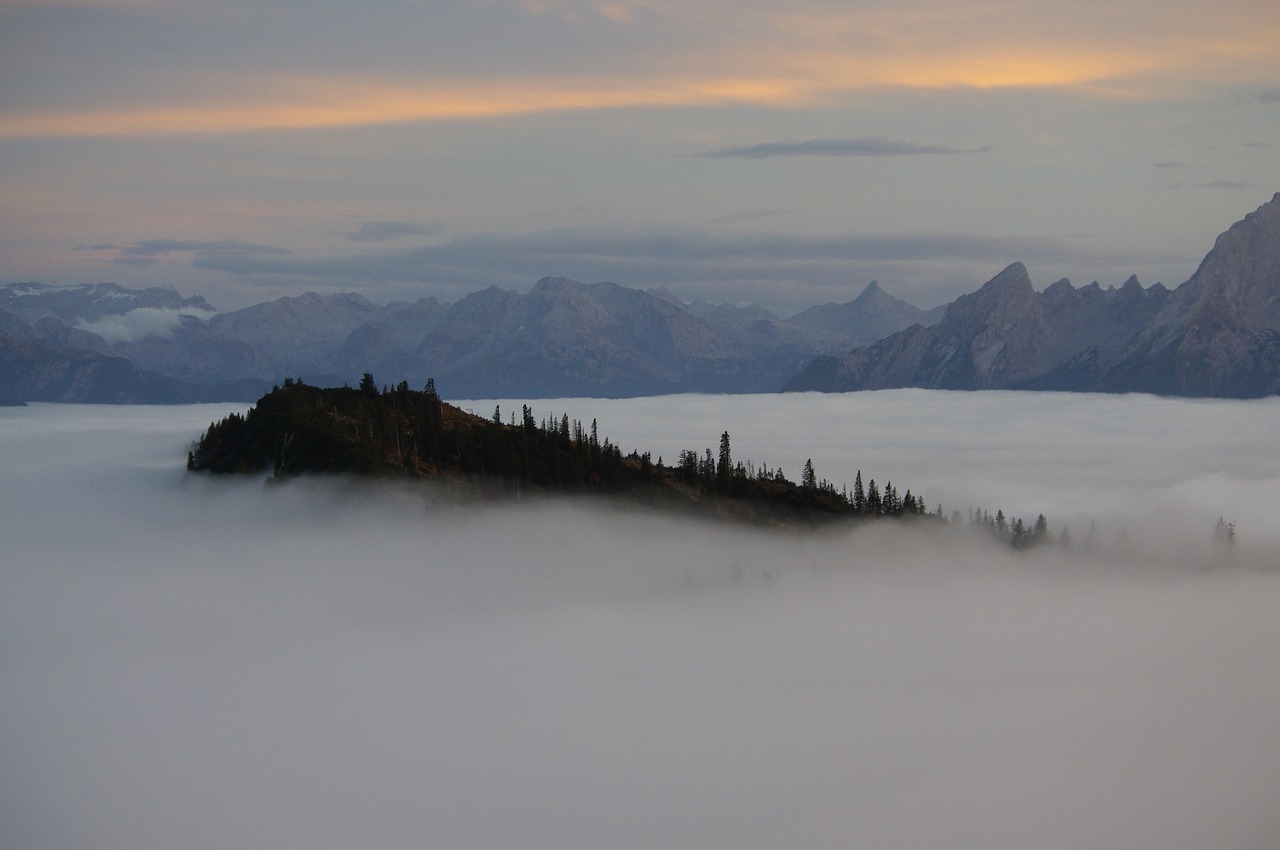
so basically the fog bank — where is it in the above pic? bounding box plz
[3,393,1279,850]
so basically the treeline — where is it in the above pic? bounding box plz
[188,375,643,494]
[188,375,1051,539]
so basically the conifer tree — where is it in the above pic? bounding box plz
[1213,516,1237,549]
[1032,514,1049,546]
[717,432,732,482]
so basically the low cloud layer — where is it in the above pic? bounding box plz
[112,240,291,269]
[3,392,1279,850]
[74,306,216,343]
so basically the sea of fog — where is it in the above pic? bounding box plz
[3,390,1279,850]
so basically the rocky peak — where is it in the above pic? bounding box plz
[981,262,1033,294]
[787,280,937,345]
[942,262,1036,327]
[1181,192,1280,329]
[850,280,883,303]
[1043,278,1074,298]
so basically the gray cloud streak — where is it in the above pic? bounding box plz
[345,221,442,242]
[174,225,1192,312]
[1199,180,1253,190]
[186,226,1130,284]
[701,136,993,159]
[119,239,291,258]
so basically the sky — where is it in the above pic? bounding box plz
[2,0,1279,314]
[3,391,1280,849]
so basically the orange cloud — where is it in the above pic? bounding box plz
[0,76,810,139]
[2,2,1276,140]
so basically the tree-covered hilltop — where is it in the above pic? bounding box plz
[188,375,1050,537]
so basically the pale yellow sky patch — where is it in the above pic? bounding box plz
[0,75,810,139]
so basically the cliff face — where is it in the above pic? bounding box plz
[1097,193,1280,396]
[787,193,1280,398]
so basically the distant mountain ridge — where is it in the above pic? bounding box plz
[5,193,1279,403]
[786,193,1280,398]
[0,275,932,403]
[0,307,269,405]
[0,281,213,323]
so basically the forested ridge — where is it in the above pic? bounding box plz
[188,375,1051,538]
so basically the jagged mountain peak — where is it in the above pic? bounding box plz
[980,261,1032,292]
[786,280,937,346]
[940,262,1036,325]
[1043,278,1074,297]
[851,280,883,302]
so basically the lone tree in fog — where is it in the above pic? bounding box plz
[1213,516,1237,549]
[802,458,817,490]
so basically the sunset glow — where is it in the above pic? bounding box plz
[1,0,1277,310]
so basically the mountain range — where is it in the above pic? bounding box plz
[0,274,936,404]
[3,193,1278,404]
[787,193,1280,397]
